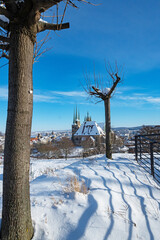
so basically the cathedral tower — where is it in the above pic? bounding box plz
[84,112,92,122]
[72,106,80,140]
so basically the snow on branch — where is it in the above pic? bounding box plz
[0,14,9,23]
[0,6,10,18]
[2,0,17,14]
[83,62,123,102]
[90,86,106,100]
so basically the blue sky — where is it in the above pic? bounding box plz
[0,0,160,132]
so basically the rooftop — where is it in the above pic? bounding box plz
[74,121,105,136]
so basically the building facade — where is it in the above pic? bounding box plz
[72,109,105,146]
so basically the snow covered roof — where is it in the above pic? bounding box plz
[74,121,105,136]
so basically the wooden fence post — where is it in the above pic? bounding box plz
[139,138,142,159]
[135,136,138,162]
[150,142,154,177]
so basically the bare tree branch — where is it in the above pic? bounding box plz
[83,62,122,159]
[68,0,78,8]
[77,0,99,6]
[2,0,17,15]
[37,20,69,32]
[107,73,121,97]
[0,43,9,50]
[1,51,9,59]
[0,62,8,68]
[69,0,100,8]
[0,6,10,18]
[0,35,10,43]
[33,0,97,12]
[0,19,8,30]
[83,62,122,101]
[33,0,63,12]
[95,99,103,104]
[60,0,69,29]
[92,86,105,99]
[34,30,51,61]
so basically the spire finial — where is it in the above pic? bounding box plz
[76,105,78,120]
[78,109,80,120]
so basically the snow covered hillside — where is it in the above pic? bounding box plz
[0,154,160,240]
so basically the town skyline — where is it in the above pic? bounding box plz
[0,0,160,132]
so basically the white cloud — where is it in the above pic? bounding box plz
[0,87,87,104]
[51,91,87,98]
[33,94,58,103]
[0,87,59,103]
[1,85,159,107]
[145,97,160,104]
[0,87,8,100]
[117,95,160,104]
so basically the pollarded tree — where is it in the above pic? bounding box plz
[56,137,74,160]
[84,63,122,159]
[0,0,94,239]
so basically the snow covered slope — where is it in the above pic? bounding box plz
[0,154,160,240]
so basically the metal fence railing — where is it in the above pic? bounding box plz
[135,134,160,184]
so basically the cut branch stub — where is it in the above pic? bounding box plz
[37,21,70,32]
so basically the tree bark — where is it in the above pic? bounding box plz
[104,98,112,159]
[1,24,34,240]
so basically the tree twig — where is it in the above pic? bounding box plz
[0,43,9,50]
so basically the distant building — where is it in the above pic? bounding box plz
[72,108,105,146]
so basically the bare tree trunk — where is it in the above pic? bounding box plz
[1,24,34,240]
[104,98,112,159]
[65,150,68,160]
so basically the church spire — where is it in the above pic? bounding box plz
[73,106,80,126]
[73,108,75,124]
[78,109,80,121]
[84,112,92,121]
[75,105,78,120]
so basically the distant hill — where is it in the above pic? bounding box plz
[98,123,143,132]
[31,129,71,138]
[112,126,143,131]
[31,124,156,136]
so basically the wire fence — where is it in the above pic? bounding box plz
[135,134,160,184]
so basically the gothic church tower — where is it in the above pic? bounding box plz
[72,106,80,140]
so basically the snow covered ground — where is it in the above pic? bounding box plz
[0,153,160,240]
